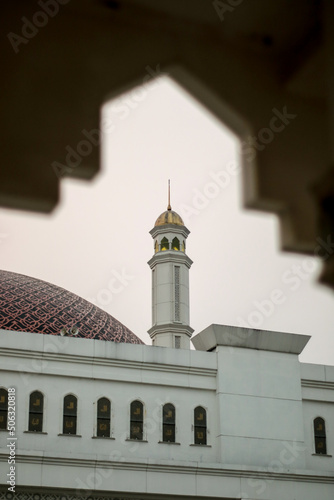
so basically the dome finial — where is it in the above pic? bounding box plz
[154,181,184,226]
[167,179,171,211]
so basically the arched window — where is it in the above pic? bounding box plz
[63,394,77,435]
[172,237,180,251]
[29,391,44,432]
[130,400,143,440]
[194,406,207,445]
[163,403,175,442]
[0,388,8,430]
[161,237,169,251]
[314,417,327,454]
[155,240,159,253]
[97,397,111,437]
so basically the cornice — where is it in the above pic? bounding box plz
[148,323,194,338]
[0,347,216,381]
[148,252,193,269]
[149,224,190,238]
[301,379,334,391]
[0,454,333,485]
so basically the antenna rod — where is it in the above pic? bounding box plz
[167,179,171,210]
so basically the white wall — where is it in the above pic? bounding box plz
[216,346,306,468]
[1,330,334,499]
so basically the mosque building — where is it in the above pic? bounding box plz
[0,198,334,500]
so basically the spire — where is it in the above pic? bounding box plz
[167,179,171,211]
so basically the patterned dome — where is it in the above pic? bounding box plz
[0,270,143,344]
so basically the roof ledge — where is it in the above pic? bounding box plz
[191,324,310,355]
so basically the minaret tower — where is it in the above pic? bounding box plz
[148,182,193,349]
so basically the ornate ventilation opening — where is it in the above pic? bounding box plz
[174,266,180,321]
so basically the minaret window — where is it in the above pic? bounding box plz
[152,269,156,325]
[314,417,327,454]
[130,400,143,440]
[97,397,111,437]
[161,237,169,251]
[174,266,180,321]
[163,403,175,442]
[28,391,44,432]
[0,388,8,430]
[194,406,207,445]
[172,237,180,251]
[63,394,77,435]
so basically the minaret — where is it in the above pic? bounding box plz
[148,182,193,349]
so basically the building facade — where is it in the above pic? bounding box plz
[0,205,333,500]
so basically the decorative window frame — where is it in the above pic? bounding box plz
[59,393,81,437]
[128,398,146,442]
[312,415,331,457]
[193,405,208,446]
[189,404,211,447]
[160,402,179,444]
[27,390,45,433]
[93,396,114,439]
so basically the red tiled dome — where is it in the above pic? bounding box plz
[0,270,143,344]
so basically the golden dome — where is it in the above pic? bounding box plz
[154,208,184,227]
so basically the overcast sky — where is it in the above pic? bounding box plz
[0,77,333,364]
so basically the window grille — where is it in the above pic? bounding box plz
[194,406,207,445]
[97,397,111,437]
[314,417,327,454]
[63,394,77,435]
[130,400,143,440]
[29,391,44,432]
[163,403,175,442]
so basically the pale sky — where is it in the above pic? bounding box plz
[0,77,333,364]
